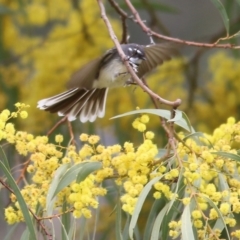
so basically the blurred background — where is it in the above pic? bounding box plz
[0,0,240,238]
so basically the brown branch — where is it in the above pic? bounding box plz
[16,158,31,184]
[67,120,76,145]
[124,0,240,49]
[47,116,68,136]
[97,0,182,109]
[108,0,129,44]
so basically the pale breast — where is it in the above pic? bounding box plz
[93,59,130,89]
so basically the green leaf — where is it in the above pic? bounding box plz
[57,217,69,240]
[213,218,225,233]
[167,110,182,122]
[218,173,230,201]
[111,109,193,132]
[167,169,184,214]
[62,198,71,240]
[150,203,170,240]
[116,198,123,240]
[129,175,165,240]
[143,198,165,240]
[46,163,70,215]
[211,151,240,162]
[202,196,230,239]
[210,0,229,35]
[123,213,130,240]
[52,162,89,199]
[20,229,30,240]
[161,200,181,239]
[181,205,194,240]
[0,146,10,171]
[76,162,102,183]
[0,161,37,240]
[79,217,87,240]
[181,111,195,133]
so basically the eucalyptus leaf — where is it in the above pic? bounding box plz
[62,198,71,239]
[218,173,230,201]
[202,196,230,239]
[123,214,130,240]
[150,203,170,240]
[129,175,165,239]
[143,198,165,240]
[46,163,70,215]
[116,199,123,240]
[0,161,37,240]
[212,151,240,162]
[210,0,229,35]
[181,205,194,240]
[52,162,89,198]
[167,110,182,122]
[20,229,30,240]
[167,169,184,214]
[0,146,10,171]
[76,162,102,183]
[112,109,193,132]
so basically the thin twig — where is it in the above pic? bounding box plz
[108,0,129,44]
[124,0,240,49]
[67,120,76,145]
[47,116,68,136]
[0,178,53,239]
[97,0,182,108]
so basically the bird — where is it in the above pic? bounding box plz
[37,43,176,123]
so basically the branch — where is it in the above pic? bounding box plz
[108,0,129,43]
[97,0,181,108]
[124,0,240,49]
[0,178,53,240]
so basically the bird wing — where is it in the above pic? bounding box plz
[66,48,117,90]
[137,43,178,78]
[67,57,102,89]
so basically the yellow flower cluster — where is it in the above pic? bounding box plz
[192,52,240,132]
[2,102,240,240]
[69,177,106,219]
[3,106,159,223]
[1,0,120,132]
[177,116,240,238]
[168,220,181,238]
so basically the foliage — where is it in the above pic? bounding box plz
[1,104,240,239]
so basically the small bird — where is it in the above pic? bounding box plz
[37,43,176,122]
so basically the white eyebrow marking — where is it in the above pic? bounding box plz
[128,48,133,51]
[137,49,141,54]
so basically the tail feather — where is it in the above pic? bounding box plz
[37,88,108,122]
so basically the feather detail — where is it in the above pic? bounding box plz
[37,88,108,122]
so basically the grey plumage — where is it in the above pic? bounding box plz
[37,43,177,122]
